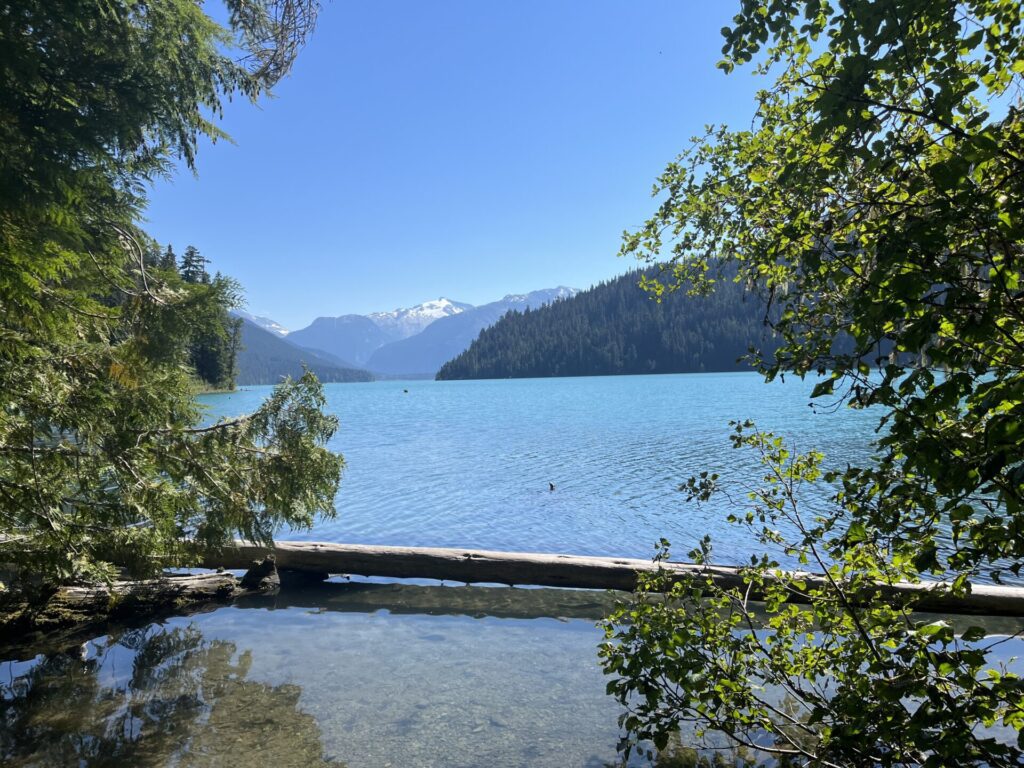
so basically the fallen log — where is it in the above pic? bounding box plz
[202,541,1024,617]
[0,572,239,647]
[0,558,287,656]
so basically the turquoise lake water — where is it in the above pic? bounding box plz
[200,372,880,565]
[3,373,1021,767]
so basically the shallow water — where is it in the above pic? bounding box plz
[0,584,629,767]
[200,373,879,564]
[3,582,1022,768]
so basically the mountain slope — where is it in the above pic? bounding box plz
[436,271,780,380]
[236,319,373,385]
[233,309,289,337]
[286,315,395,367]
[368,298,473,340]
[367,288,577,375]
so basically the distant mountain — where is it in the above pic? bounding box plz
[367,287,578,376]
[436,271,781,380]
[368,298,473,340]
[286,298,472,366]
[233,309,289,337]
[287,315,396,367]
[236,318,373,385]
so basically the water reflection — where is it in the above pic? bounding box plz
[1,582,1021,767]
[0,625,337,767]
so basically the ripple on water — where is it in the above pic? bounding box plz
[200,373,878,561]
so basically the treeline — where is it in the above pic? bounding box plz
[437,269,781,380]
[142,243,242,390]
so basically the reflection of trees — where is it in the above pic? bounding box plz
[0,625,339,767]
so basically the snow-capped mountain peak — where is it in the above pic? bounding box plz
[368,297,473,339]
[232,310,289,337]
[500,286,578,305]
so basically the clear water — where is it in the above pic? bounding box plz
[200,373,879,564]
[5,373,1021,767]
[3,582,1022,768]
[1,584,637,768]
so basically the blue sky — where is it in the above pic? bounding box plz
[143,1,763,330]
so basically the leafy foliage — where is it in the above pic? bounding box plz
[603,426,1024,766]
[603,1,1024,765]
[0,0,339,584]
[437,269,780,380]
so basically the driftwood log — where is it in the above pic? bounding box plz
[0,572,238,649]
[0,559,284,655]
[202,541,1024,617]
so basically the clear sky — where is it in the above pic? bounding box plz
[143,1,763,330]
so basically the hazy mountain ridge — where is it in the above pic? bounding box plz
[287,314,395,367]
[236,288,578,379]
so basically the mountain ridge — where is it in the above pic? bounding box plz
[233,309,290,337]
[274,288,577,377]
[367,297,473,340]
[287,314,394,367]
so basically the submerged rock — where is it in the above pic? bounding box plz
[240,556,280,591]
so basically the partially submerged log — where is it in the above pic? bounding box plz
[202,541,1024,617]
[0,572,239,643]
[0,560,287,657]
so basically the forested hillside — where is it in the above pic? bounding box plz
[436,270,779,380]
[236,319,373,385]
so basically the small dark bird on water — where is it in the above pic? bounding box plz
[403,389,409,393]
[549,482,555,491]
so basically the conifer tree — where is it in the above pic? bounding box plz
[143,240,161,269]
[160,245,178,272]
[180,245,209,284]
[0,0,332,585]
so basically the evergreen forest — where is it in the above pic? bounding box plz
[437,269,781,380]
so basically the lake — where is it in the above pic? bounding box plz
[201,372,880,564]
[3,373,1020,767]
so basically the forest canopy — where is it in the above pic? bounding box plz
[0,0,341,584]
[437,268,781,380]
